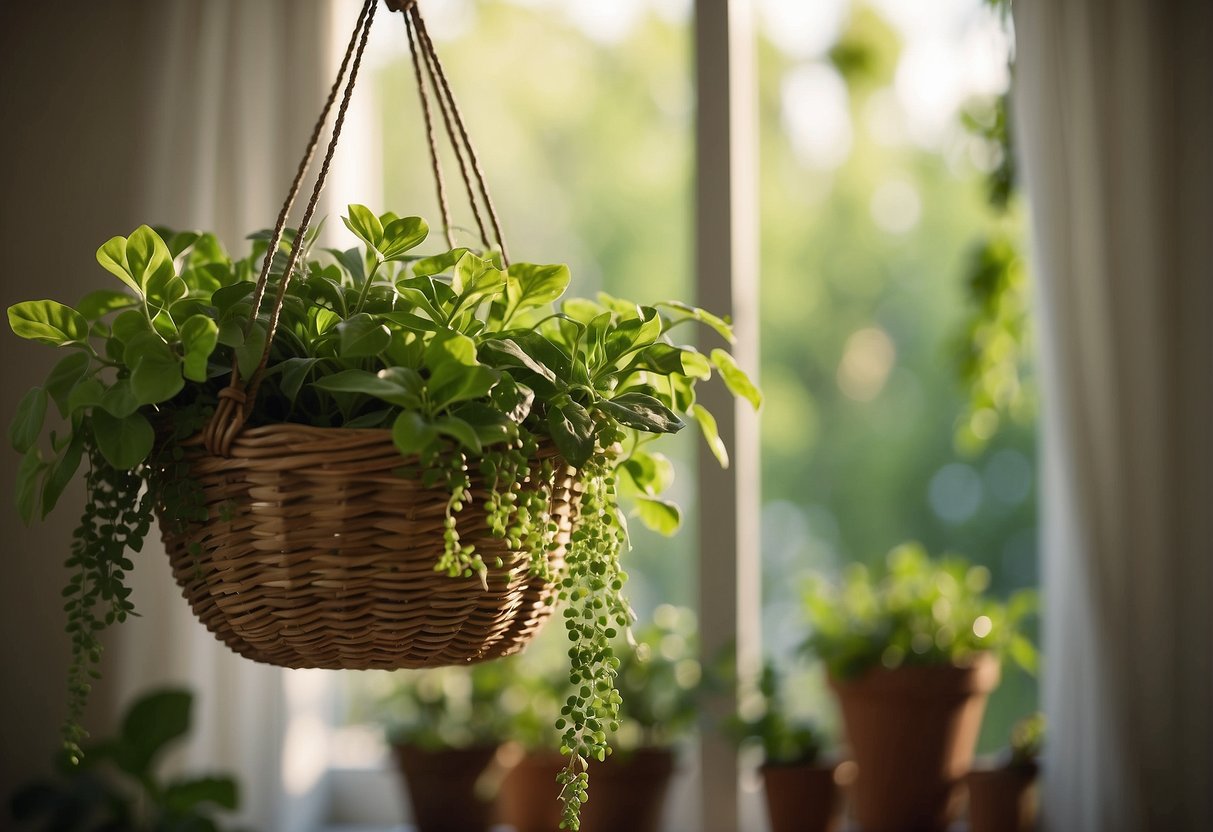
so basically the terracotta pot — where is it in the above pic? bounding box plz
[966,763,1038,832]
[761,762,843,832]
[829,653,1001,832]
[498,748,676,832]
[497,751,565,832]
[392,744,500,832]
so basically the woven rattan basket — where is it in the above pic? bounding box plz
[156,424,579,669]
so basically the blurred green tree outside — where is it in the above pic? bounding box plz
[370,0,1036,754]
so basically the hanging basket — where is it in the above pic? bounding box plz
[153,0,575,670]
[155,426,579,669]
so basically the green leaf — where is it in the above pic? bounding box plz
[111,308,152,343]
[92,410,154,470]
[15,448,46,525]
[392,411,437,456]
[7,300,89,345]
[41,429,85,518]
[179,315,219,382]
[479,338,558,384]
[548,400,595,467]
[343,204,384,250]
[68,377,105,413]
[379,216,429,260]
[596,392,684,434]
[1008,634,1038,676]
[313,367,423,409]
[691,403,729,468]
[126,332,184,405]
[505,262,571,319]
[619,451,675,497]
[77,289,137,320]
[412,248,471,277]
[434,415,483,453]
[44,352,92,416]
[634,497,682,536]
[99,379,140,418]
[235,322,267,379]
[657,301,736,343]
[426,332,498,409]
[450,256,507,318]
[97,235,140,294]
[9,387,47,453]
[337,314,391,358]
[114,689,192,777]
[276,357,318,404]
[162,777,239,813]
[125,225,176,294]
[710,349,762,410]
[450,403,517,446]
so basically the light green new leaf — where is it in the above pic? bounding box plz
[657,301,735,344]
[634,497,682,536]
[426,332,497,409]
[412,248,471,278]
[96,236,140,294]
[337,314,391,358]
[392,410,437,456]
[92,409,154,470]
[450,256,507,318]
[505,263,571,319]
[710,349,762,410]
[9,387,47,453]
[179,315,219,382]
[343,204,384,251]
[8,300,89,345]
[379,216,429,261]
[619,450,675,497]
[125,225,176,294]
[44,352,91,416]
[690,404,729,468]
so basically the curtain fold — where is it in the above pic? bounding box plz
[1014,1,1213,830]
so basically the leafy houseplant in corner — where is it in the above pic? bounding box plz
[804,544,1037,832]
[500,605,703,832]
[7,206,759,829]
[376,660,521,832]
[729,662,842,832]
[965,712,1043,832]
[10,688,245,832]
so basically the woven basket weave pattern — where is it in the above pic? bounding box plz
[156,425,579,670]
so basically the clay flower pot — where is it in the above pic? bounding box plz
[498,748,676,832]
[392,744,500,832]
[966,762,1039,832]
[761,761,843,832]
[829,653,1001,832]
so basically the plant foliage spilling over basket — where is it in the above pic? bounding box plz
[5,1,760,827]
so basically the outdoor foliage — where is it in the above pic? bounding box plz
[727,662,825,766]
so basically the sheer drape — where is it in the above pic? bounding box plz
[1014,1,1213,830]
[112,3,338,829]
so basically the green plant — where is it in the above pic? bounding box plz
[378,660,520,752]
[1009,711,1044,767]
[611,604,702,750]
[728,662,824,767]
[802,543,1038,680]
[8,206,759,828]
[9,688,246,832]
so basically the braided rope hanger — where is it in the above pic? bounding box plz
[204,0,507,456]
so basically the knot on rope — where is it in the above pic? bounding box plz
[385,0,417,12]
[217,387,248,404]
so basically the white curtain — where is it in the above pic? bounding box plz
[1014,1,1213,830]
[111,3,349,830]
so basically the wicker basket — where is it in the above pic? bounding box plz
[155,424,579,670]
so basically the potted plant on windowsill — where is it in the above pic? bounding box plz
[499,604,702,832]
[7,206,759,830]
[376,660,522,832]
[728,662,843,832]
[803,544,1037,832]
[966,712,1043,832]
